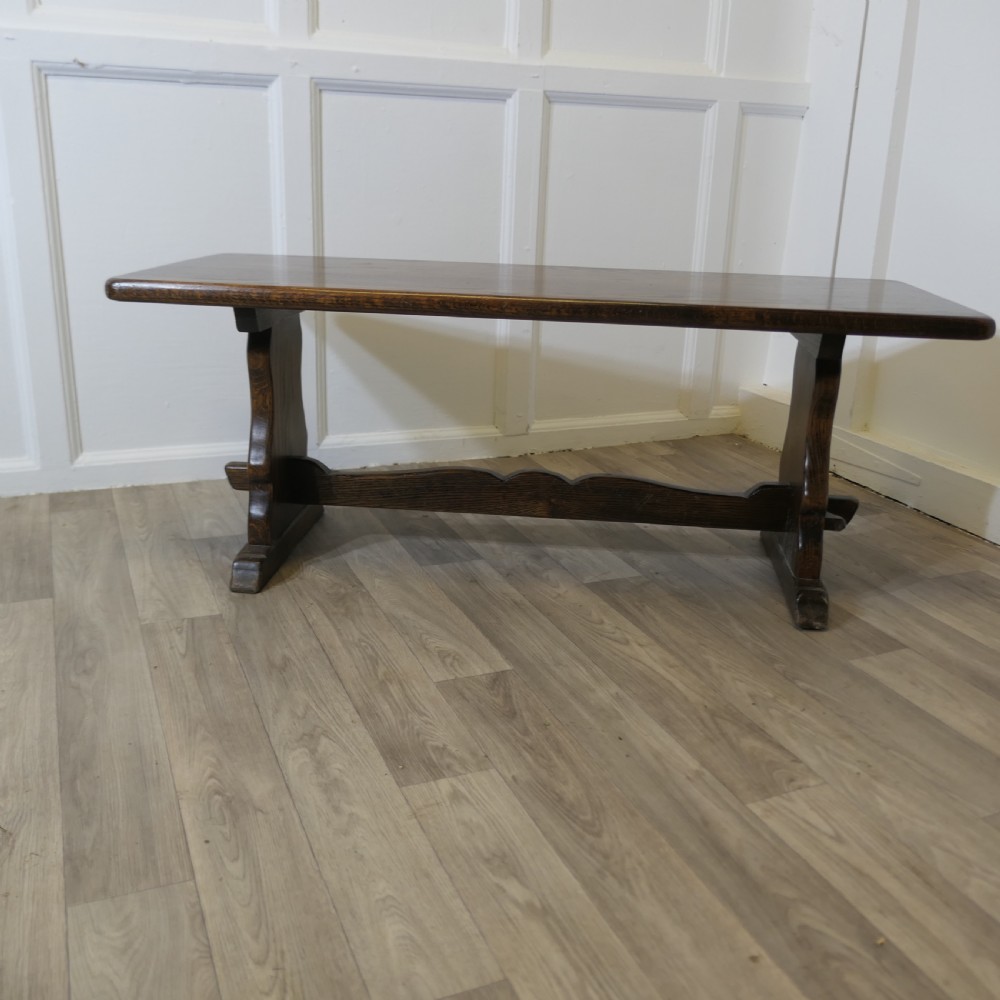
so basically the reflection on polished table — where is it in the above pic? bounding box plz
[106,254,995,629]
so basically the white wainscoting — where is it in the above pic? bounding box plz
[0,1,811,494]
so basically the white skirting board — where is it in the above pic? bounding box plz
[0,408,742,498]
[738,386,1000,545]
[315,407,741,469]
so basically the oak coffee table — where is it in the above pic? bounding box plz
[106,254,995,629]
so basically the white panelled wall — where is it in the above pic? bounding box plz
[1,1,997,544]
[0,0,808,489]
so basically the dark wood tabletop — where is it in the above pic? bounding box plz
[106,254,995,339]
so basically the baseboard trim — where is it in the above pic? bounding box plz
[0,411,744,496]
[315,410,742,468]
[738,386,1000,544]
[0,442,248,497]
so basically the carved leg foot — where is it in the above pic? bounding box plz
[230,503,324,593]
[761,530,830,629]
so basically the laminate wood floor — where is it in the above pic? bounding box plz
[3,436,1000,999]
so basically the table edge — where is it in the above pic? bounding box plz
[105,277,996,340]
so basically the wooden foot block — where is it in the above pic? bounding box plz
[761,529,830,630]
[230,504,323,593]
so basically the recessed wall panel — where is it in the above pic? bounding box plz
[728,114,802,273]
[317,0,508,48]
[47,74,273,455]
[537,100,706,422]
[547,0,710,65]
[320,88,506,437]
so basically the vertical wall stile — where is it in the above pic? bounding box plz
[704,0,732,75]
[269,0,313,40]
[508,0,546,61]
[494,0,548,439]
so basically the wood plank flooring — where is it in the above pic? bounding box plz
[2,436,1000,999]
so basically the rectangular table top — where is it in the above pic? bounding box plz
[106,254,995,339]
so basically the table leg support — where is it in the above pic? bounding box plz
[762,333,846,629]
[230,308,322,593]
